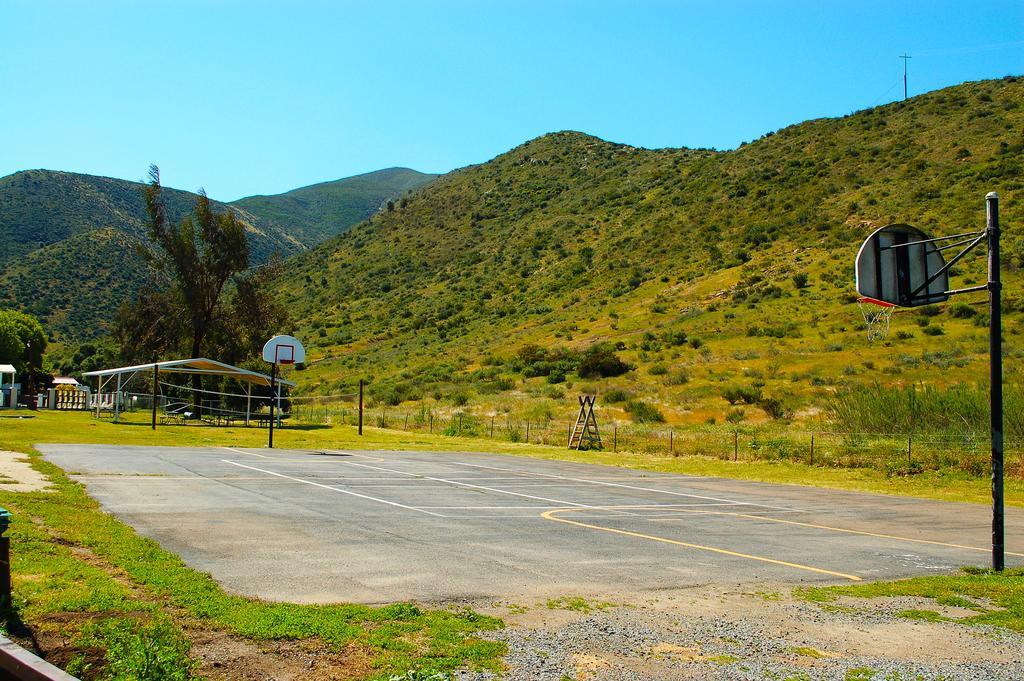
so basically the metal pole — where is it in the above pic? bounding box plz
[268,363,276,449]
[151,363,159,430]
[358,379,364,435]
[246,385,251,426]
[987,191,1004,571]
[810,433,814,465]
[114,373,122,422]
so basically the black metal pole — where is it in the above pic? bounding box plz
[268,363,277,449]
[358,379,364,435]
[987,191,1004,571]
[151,363,159,430]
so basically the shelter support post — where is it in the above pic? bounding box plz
[988,192,1004,571]
[151,363,159,430]
[246,385,251,426]
[114,373,122,422]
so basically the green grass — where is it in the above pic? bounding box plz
[0,420,506,678]
[4,410,1022,508]
[545,596,615,613]
[798,566,1024,632]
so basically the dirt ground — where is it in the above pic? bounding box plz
[456,583,1024,680]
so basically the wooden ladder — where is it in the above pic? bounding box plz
[568,395,602,450]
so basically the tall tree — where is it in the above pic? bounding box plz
[118,166,258,412]
[143,165,250,360]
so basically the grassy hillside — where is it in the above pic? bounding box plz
[0,170,305,269]
[278,76,1024,433]
[231,167,437,246]
[0,228,156,338]
[0,168,432,340]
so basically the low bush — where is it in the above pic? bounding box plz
[625,400,665,423]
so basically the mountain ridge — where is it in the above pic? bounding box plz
[0,166,436,339]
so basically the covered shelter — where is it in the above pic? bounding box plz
[84,358,296,427]
[0,364,16,408]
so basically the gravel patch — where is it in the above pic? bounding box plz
[459,587,1024,680]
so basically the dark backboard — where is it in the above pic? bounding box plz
[855,224,949,307]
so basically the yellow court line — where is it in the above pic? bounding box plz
[541,509,861,582]
[651,509,1024,558]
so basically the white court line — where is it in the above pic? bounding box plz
[221,460,446,517]
[440,459,801,512]
[221,447,271,459]
[321,458,638,515]
[417,502,741,510]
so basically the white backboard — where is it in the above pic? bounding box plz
[262,335,306,365]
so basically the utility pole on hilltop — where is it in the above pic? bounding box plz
[900,54,912,100]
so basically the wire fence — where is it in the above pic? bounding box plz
[286,402,1024,479]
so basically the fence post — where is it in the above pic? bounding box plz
[670,430,674,455]
[908,433,913,466]
[810,433,815,465]
[733,431,738,462]
[490,416,495,438]
[405,413,409,430]
[613,426,617,452]
[429,414,433,433]
[358,379,363,435]
[459,414,463,434]
[526,421,531,443]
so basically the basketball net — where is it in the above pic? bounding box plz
[857,297,895,341]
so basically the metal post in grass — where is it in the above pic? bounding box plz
[358,380,364,435]
[0,508,11,606]
[733,431,738,462]
[491,416,495,438]
[526,421,530,443]
[810,433,815,465]
[613,426,617,452]
[907,434,913,466]
[988,192,1004,571]
[669,430,674,455]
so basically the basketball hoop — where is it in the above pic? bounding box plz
[857,297,896,341]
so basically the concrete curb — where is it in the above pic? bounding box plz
[0,635,78,681]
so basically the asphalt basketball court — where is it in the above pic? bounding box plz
[38,444,1023,604]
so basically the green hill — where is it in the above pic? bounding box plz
[231,167,437,246]
[278,76,1024,429]
[0,168,433,340]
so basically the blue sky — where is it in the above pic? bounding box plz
[2,1,1022,200]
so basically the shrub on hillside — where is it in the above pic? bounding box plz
[577,344,633,378]
[948,302,977,319]
[758,396,791,420]
[625,400,665,423]
[604,388,632,403]
[664,368,690,386]
[722,385,762,405]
